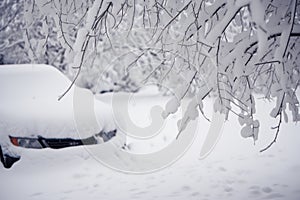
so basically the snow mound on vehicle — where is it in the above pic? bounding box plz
[0,64,117,155]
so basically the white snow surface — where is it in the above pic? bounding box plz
[0,65,300,200]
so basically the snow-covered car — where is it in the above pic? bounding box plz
[0,64,125,168]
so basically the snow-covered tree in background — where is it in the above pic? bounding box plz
[0,0,25,64]
[1,0,300,151]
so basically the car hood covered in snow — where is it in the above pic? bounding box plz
[0,64,116,153]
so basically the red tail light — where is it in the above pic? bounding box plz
[9,136,19,146]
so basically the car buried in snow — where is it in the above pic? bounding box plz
[0,64,125,168]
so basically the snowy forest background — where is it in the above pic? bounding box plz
[1,0,300,150]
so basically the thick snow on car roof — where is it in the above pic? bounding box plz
[0,64,79,140]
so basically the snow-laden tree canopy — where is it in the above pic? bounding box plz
[1,0,300,150]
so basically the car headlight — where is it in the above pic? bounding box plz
[9,136,43,149]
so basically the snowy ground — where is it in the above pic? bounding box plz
[0,86,300,200]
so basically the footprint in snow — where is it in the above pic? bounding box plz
[30,192,43,196]
[190,192,200,197]
[224,186,233,192]
[249,185,260,190]
[249,189,262,196]
[218,166,227,172]
[72,173,87,179]
[262,186,272,193]
[249,185,262,197]
[181,185,191,191]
